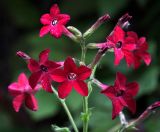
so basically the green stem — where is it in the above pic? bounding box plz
[81,44,86,64]
[80,38,90,132]
[83,96,89,132]
[51,86,79,132]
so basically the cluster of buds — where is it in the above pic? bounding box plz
[8,3,159,132]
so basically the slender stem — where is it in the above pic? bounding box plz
[119,112,128,126]
[80,40,86,64]
[83,96,89,132]
[90,47,108,69]
[51,86,79,132]
[79,38,90,132]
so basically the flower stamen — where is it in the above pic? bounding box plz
[116,41,122,48]
[68,73,77,80]
[52,19,58,26]
[40,65,48,72]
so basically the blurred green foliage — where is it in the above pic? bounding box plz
[1,0,160,132]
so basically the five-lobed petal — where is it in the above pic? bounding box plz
[39,4,70,38]
[101,72,139,119]
[28,49,61,93]
[51,57,92,99]
[8,73,40,112]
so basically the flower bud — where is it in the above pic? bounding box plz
[16,51,31,60]
[83,14,110,39]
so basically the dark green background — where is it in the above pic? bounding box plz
[0,0,160,131]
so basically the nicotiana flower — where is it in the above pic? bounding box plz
[127,31,151,69]
[51,57,92,99]
[101,72,139,119]
[28,49,61,92]
[106,26,136,66]
[40,4,70,38]
[8,73,41,112]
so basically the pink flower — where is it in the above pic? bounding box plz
[40,4,70,38]
[51,57,92,99]
[127,31,151,69]
[8,73,40,112]
[28,49,61,92]
[101,72,139,119]
[106,26,136,66]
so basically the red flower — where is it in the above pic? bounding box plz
[106,26,136,66]
[40,4,70,38]
[127,31,151,69]
[28,49,61,92]
[8,73,41,112]
[51,57,92,99]
[101,72,139,119]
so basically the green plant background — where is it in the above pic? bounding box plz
[0,0,160,131]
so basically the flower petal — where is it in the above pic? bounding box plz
[115,72,127,91]
[18,73,29,86]
[101,86,116,99]
[77,66,91,80]
[40,13,51,25]
[8,83,23,96]
[123,43,136,51]
[124,37,136,45]
[8,82,24,96]
[50,24,63,38]
[44,60,61,72]
[64,57,77,73]
[57,14,70,25]
[51,69,66,82]
[123,50,134,67]
[123,96,136,114]
[73,80,88,96]
[41,74,53,93]
[39,49,51,65]
[138,37,148,50]
[50,4,60,17]
[58,81,72,99]
[114,48,124,65]
[126,82,139,96]
[127,31,138,40]
[39,25,51,37]
[137,51,151,66]
[25,94,38,111]
[29,71,42,89]
[112,99,124,119]
[12,94,25,112]
[28,59,39,72]
[112,26,125,43]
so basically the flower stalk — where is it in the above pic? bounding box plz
[51,86,79,132]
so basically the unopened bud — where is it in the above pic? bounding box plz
[83,14,110,39]
[117,13,132,30]
[67,26,82,37]
[16,51,31,60]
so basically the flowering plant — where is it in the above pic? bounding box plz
[8,3,160,132]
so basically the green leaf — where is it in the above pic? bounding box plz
[51,125,70,132]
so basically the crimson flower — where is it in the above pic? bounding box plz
[127,31,151,69]
[101,72,139,119]
[51,57,92,99]
[28,49,61,92]
[106,26,136,66]
[8,73,41,112]
[40,4,70,38]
